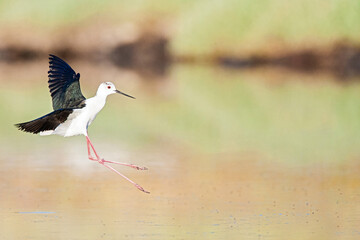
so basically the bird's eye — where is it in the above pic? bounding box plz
[107,86,111,89]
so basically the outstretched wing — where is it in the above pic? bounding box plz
[48,54,86,110]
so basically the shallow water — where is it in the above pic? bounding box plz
[1,148,360,239]
[1,62,360,239]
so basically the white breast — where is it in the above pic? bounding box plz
[53,96,107,137]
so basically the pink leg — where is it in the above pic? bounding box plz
[86,136,147,170]
[102,163,150,194]
[87,138,97,161]
[86,136,100,159]
[100,159,148,170]
[85,136,149,193]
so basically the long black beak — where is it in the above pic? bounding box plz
[115,89,135,99]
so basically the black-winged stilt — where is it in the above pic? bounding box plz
[15,54,149,193]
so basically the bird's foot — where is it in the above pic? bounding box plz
[126,164,148,170]
[135,184,150,194]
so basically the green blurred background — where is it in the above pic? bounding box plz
[0,1,360,239]
[1,0,359,163]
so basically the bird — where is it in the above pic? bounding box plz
[15,54,149,193]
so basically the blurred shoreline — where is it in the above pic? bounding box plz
[1,36,359,79]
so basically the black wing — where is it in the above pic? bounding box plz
[48,54,86,110]
[15,109,73,134]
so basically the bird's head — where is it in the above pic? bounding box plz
[97,82,135,99]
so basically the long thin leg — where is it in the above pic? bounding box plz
[100,159,148,170]
[86,136,147,170]
[87,138,97,161]
[85,135,149,193]
[86,136,100,159]
[102,163,150,194]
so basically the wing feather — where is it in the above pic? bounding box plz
[15,109,73,134]
[48,55,86,110]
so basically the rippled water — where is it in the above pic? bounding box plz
[1,62,360,239]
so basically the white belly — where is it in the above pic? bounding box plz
[53,109,88,137]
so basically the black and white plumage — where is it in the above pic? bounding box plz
[15,109,73,134]
[15,55,149,193]
[16,54,134,137]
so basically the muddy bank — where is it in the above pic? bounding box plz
[0,31,170,77]
[216,43,360,79]
[0,33,360,79]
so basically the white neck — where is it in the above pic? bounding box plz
[85,93,108,116]
[94,92,107,106]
